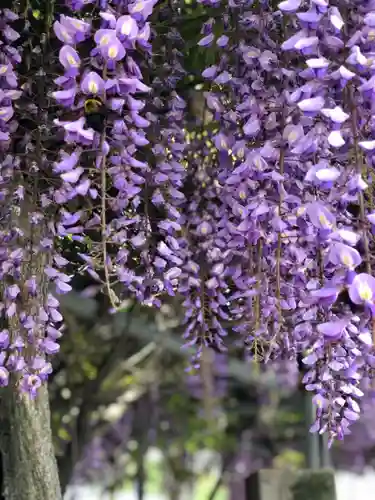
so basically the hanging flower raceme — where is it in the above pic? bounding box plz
[176,14,243,360]
[52,2,165,313]
[186,0,375,441]
[196,2,306,363]
[127,4,189,308]
[0,7,64,396]
[174,120,234,363]
[275,0,375,442]
[0,8,20,146]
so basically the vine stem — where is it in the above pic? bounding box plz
[274,100,286,354]
[275,18,287,347]
[276,148,285,312]
[100,137,117,309]
[100,66,118,310]
[348,86,374,344]
[348,85,371,274]
[253,238,263,368]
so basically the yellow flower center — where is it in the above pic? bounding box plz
[359,283,372,301]
[288,131,298,142]
[67,55,78,66]
[88,81,98,93]
[100,35,109,46]
[133,2,144,12]
[121,21,132,35]
[341,252,353,268]
[73,20,84,30]
[108,46,118,58]
[318,213,332,229]
[62,29,71,42]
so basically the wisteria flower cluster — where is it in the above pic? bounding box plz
[191,0,375,443]
[1,0,375,444]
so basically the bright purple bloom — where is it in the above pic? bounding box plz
[81,72,105,95]
[349,274,375,312]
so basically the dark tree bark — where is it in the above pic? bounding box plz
[0,453,5,500]
[135,450,146,500]
[0,386,61,500]
[0,193,62,500]
[0,1,62,498]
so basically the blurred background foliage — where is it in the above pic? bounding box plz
[52,285,375,499]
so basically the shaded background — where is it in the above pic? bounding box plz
[50,291,375,500]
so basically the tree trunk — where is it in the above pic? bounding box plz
[135,452,146,500]
[0,190,62,499]
[0,385,62,500]
[0,453,5,500]
[0,0,61,495]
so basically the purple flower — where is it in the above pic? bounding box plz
[202,66,217,79]
[61,167,84,184]
[349,274,375,312]
[128,0,158,21]
[329,243,362,270]
[6,284,20,299]
[60,15,90,42]
[278,0,302,12]
[52,88,76,108]
[59,46,81,76]
[94,29,117,47]
[137,24,151,45]
[117,15,139,39]
[101,38,126,62]
[306,202,336,231]
[40,338,60,355]
[298,96,325,113]
[328,130,345,148]
[21,374,42,398]
[317,320,348,341]
[53,21,75,45]
[243,117,260,136]
[321,106,349,124]
[217,35,229,47]
[0,330,9,349]
[0,106,14,122]
[198,33,214,47]
[0,366,9,387]
[81,72,105,95]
